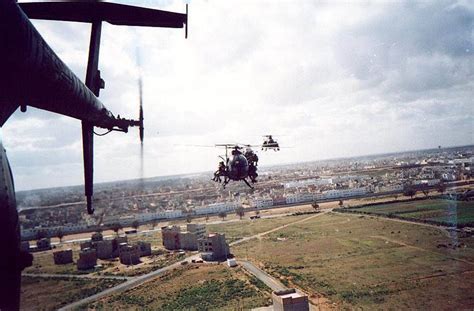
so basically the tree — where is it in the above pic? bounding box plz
[151,219,158,230]
[186,214,193,223]
[218,211,227,221]
[403,186,417,199]
[255,210,260,216]
[236,207,245,220]
[36,229,47,240]
[205,215,210,222]
[437,183,447,194]
[56,229,64,244]
[311,201,320,211]
[111,223,122,236]
[338,200,344,207]
[131,220,140,231]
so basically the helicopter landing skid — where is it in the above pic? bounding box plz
[243,178,254,189]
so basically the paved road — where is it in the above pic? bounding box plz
[22,273,131,281]
[238,260,286,291]
[58,254,200,311]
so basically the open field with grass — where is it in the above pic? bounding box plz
[207,214,312,243]
[21,276,123,310]
[232,212,474,309]
[344,199,474,227]
[90,264,272,310]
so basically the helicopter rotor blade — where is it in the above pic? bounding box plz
[138,75,144,144]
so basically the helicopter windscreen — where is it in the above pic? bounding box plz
[227,154,249,179]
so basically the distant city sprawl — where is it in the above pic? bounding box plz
[18,145,473,240]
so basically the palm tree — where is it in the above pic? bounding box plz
[56,229,64,244]
[236,207,245,220]
[186,214,193,223]
[111,223,122,236]
[403,186,417,199]
[218,211,227,221]
[132,220,140,231]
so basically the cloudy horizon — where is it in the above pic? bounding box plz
[3,0,473,191]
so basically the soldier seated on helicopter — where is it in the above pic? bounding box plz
[249,163,258,183]
[212,161,227,183]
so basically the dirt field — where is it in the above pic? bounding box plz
[20,276,123,310]
[90,264,272,310]
[232,212,474,310]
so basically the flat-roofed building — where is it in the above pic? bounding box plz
[119,244,140,265]
[96,240,114,259]
[180,231,198,250]
[272,289,309,311]
[161,225,181,250]
[187,223,206,239]
[53,249,73,265]
[198,233,229,261]
[77,248,97,270]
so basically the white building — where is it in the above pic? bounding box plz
[250,198,274,208]
[320,187,368,199]
[376,184,404,193]
[283,178,332,189]
[134,209,183,222]
[194,201,241,215]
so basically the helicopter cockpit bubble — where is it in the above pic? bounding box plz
[228,153,249,180]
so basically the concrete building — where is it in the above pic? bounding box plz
[162,225,181,250]
[187,223,206,239]
[119,244,141,265]
[250,197,274,208]
[179,231,198,251]
[198,233,230,261]
[283,178,332,189]
[135,210,183,222]
[53,249,73,265]
[95,240,114,259]
[194,201,240,215]
[162,224,205,250]
[77,248,97,270]
[137,241,152,257]
[272,289,309,311]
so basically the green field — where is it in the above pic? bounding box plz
[232,212,474,309]
[90,264,271,310]
[347,199,474,226]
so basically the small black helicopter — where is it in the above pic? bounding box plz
[262,135,280,151]
[212,144,259,189]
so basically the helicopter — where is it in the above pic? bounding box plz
[0,1,187,309]
[262,135,280,151]
[212,144,259,189]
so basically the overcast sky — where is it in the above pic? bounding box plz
[4,0,473,190]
